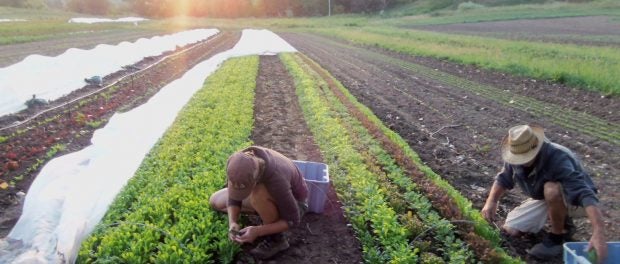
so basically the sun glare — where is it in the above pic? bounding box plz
[174,0,191,16]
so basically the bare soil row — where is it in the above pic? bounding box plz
[235,55,362,263]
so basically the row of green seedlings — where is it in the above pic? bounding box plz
[0,83,120,143]
[309,26,620,95]
[310,35,619,146]
[4,143,66,188]
[284,52,515,263]
[284,52,480,263]
[282,53,477,263]
[78,56,259,263]
[311,52,520,262]
[281,52,417,262]
[0,94,113,188]
[297,51,516,261]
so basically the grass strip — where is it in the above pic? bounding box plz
[384,1,620,26]
[308,26,620,96]
[78,56,259,263]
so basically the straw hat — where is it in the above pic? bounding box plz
[501,124,545,165]
[226,151,260,201]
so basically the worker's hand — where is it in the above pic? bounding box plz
[228,222,241,241]
[481,201,498,223]
[587,231,608,264]
[234,226,259,244]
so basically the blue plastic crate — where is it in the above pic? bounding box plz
[564,241,620,264]
[293,160,329,214]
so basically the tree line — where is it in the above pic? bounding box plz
[0,0,420,17]
[1,0,578,17]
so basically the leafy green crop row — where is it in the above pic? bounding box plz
[309,26,620,96]
[284,52,520,263]
[281,53,419,263]
[293,52,479,263]
[78,56,259,263]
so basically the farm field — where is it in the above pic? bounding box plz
[1,2,620,263]
[0,31,240,238]
[281,31,619,261]
[233,55,364,263]
[411,16,620,47]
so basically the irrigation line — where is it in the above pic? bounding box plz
[0,32,224,132]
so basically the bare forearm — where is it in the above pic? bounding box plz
[227,205,240,226]
[585,205,605,235]
[585,205,608,262]
[486,181,506,204]
[254,219,289,237]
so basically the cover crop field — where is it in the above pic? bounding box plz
[0,1,618,263]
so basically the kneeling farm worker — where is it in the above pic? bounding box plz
[481,124,608,262]
[210,146,308,260]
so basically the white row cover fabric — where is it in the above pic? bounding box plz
[68,17,148,24]
[0,28,219,117]
[0,19,27,22]
[0,29,297,264]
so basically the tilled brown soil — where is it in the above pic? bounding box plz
[281,32,619,263]
[236,55,362,263]
[411,16,620,46]
[0,29,166,67]
[0,31,241,238]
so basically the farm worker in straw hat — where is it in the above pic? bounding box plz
[209,146,309,260]
[481,124,608,261]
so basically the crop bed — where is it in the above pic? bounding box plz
[2,27,618,263]
[78,50,518,263]
[0,31,240,237]
[411,16,620,47]
[79,56,259,263]
[238,55,362,263]
[281,32,620,263]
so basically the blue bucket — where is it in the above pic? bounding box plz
[563,241,620,264]
[293,160,329,214]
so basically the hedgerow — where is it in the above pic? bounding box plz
[78,56,259,263]
[310,27,620,96]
